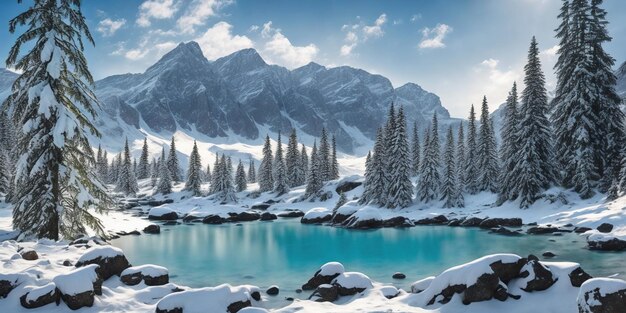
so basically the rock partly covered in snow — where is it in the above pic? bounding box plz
[148,207,179,221]
[0,273,27,298]
[577,278,626,313]
[301,208,333,224]
[19,282,59,309]
[331,205,358,224]
[121,264,169,286]
[302,262,345,290]
[478,218,523,229]
[342,207,383,229]
[155,284,260,313]
[75,246,130,280]
[517,255,557,292]
[586,231,626,251]
[19,248,38,261]
[53,264,102,310]
[332,272,373,296]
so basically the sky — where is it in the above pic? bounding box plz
[0,0,625,118]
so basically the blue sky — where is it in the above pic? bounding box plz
[1,0,625,118]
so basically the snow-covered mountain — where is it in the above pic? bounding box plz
[617,61,626,100]
[93,42,458,154]
[0,68,18,102]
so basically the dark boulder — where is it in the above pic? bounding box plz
[574,227,593,233]
[519,255,557,292]
[0,278,17,298]
[460,217,485,227]
[266,286,279,295]
[588,238,626,251]
[144,274,169,286]
[260,212,277,221]
[597,223,614,233]
[489,258,526,284]
[20,285,60,309]
[392,272,406,279]
[202,215,226,224]
[310,284,338,302]
[462,273,502,305]
[331,212,353,224]
[148,211,178,221]
[250,203,271,211]
[527,226,559,235]
[335,181,362,194]
[277,210,305,218]
[120,272,143,286]
[75,248,131,280]
[250,291,261,301]
[479,218,523,229]
[342,215,382,229]
[577,281,626,313]
[415,215,448,225]
[569,267,592,287]
[302,270,341,291]
[335,284,367,297]
[489,227,522,236]
[301,213,332,224]
[227,300,252,313]
[143,224,161,234]
[229,211,260,222]
[60,291,95,310]
[20,249,39,261]
[447,218,463,226]
[383,217,414,228]
[427,284,466,305]
[542,251,556,258]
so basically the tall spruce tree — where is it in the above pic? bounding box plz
[386,107,413,208]
[156,147,172,194]
[247,159,255,183]
[167,136,180,182]
[273,132,289,195]
[477,96,499,193]
[498,83,520,204]
[359,151,373,205]
[370,128,388,205]
[115,139,139,195]
[514,37,556,208]
[299,144,308,186]
[441,127,459,207]
[285,129,300,187]
[305,142,323,198]
[455,123,466,191]
[137,138,150,179]
[205,163,212,183]
[184,141,202,196]
[258,135,274,192]
[235,160,247,192]
[5,0,112,239]
[465,105,479,194]
[210,154,219,194]
[411,122,420,176]
[150,157,158,187]
[330,136,340,180]
[319,128,331,182]
[417,114,441,202]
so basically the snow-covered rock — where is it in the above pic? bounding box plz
[155,284,259,313]
[148,207,179,221]
[19,282,59,309]
[332,272,373,296]
[302,262,345,290]
[342,207,383,229]
[75,245,130,280]
[411,276,435,293]
[517,255,557,292]
[331,205,358,224]
[379,285,400,299]
[121,264,169,286]
[301,207,333,224]
[53,264,101,310]
[577,278,626,313]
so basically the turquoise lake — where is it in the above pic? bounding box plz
[111,219,626,306]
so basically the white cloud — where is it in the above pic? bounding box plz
[260,21,319,68]
[249,25,260,32]
[410,14,422,23]
[419,23,452,49]
[473,58,520,107]
[97,18,126,37]
[137,0,179,27]
[125,48,150,60]
[541,44,560,57]
[362,13,387,39]
[195,21,254,60]
[176,0,232,34]
[340,31,358,56]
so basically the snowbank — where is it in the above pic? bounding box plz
[155,284,259,313]
[122,264,169,278]
[77,245,124,263]
[53,264,100,295]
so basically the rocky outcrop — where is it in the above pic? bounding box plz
[479,218,523,229]
[143,224,161,234]
[587,238,626,251]
[277,210,305,218]
[53,265,102,310]
[335,181,362,194]
[228,211,261,222]
[301,208,333,224]
[302,262,345,291]
[527,226,559,235]
[382,216,414,228]
[460,217,485,227]
[578,278,626,313]
[415,215,448,225]
[148,208,179,221]
[519,255,557,292]
[75,246,131,280]
[202,215,226,224]
[259,212,277,221]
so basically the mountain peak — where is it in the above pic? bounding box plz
[213,48,267,74]
[146,41,208,74]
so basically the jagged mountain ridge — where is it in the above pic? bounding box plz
[94,42,455,153]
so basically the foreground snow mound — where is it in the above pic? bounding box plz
[155,284,260,313]
[578,278,626,313]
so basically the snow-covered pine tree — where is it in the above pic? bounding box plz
[95,145,103,175]
[247,159,255,183]
[205,163,212,183]
[497,83,520,204]
[184,141,203,196]
[210,154,219,194]
[298,144,308,186]
[137,138,150,179]
[552,0,598,198]
[5,0,113,239]
[285,129,300,187]
[465,105,479,194]
[115,139,139,195]
[236,160,247,192]
[476,97,499,193]
[305,142,323,198]
[359,151,373,205]
[273,132,289,195]
[411,122,420,176]
[386,107,413,208]
[156,147,172,194]
[441,127,459,207]
[330,136,339,180]
[167,136,180,182]
[259,135,274,192]
[0,111,15,198]
[151,157,158,187]
[0,145,9,196]
[588,0,625,192]
[455,123,465,191]
[369,128,388,205]
[216,155,237,203]
[108,155,118,184]
[132,158,137,176]
[99,150,108,183]
[417,114,441,202]
[514,37,556,208]
[318,128,331,182]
